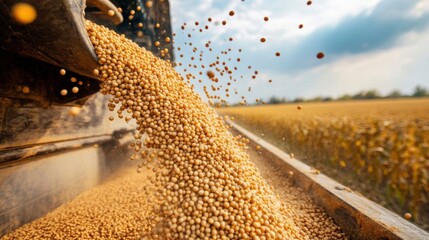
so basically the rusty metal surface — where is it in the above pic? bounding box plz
[0,91,134,158]
[87,0,123,25]
[0,135,111,164]
[0,0,99,78]
[0,51,129,161]
[228,120,429,240]
[0,51,101,107]
[109,0,174,61]
[153,0,174,61]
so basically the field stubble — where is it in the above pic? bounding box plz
[219,98,429,230]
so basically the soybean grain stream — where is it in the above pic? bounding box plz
[219,98,429,230]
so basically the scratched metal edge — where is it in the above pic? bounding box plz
[226,120,429,240]
[0,135,111,165]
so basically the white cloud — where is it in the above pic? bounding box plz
[170,0,381,43]
[408,0,429,18]
[260,26,429,99]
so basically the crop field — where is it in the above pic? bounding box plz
[219,98,429,229]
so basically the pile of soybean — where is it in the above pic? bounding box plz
[2,149,346,240]
[3,21,347,240]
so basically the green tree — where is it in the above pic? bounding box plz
[338,94,352,101]
[386,90,403,98]
[412,85,428,97]
[322,97,333,102]
[269,96,282,104]
[293,97,305,103]
[364,90,381,99]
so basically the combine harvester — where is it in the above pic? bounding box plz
[0,0,427,239]
[0,0,173,236]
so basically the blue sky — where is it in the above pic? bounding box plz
[169,0,429,103]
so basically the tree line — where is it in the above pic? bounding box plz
[265,85,429,105]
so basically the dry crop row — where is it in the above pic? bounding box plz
[219,99,429,229]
